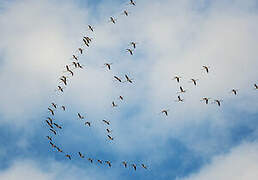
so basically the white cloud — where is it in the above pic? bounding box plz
[180,142,258,180]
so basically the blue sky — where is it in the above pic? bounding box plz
[0,0,258,180]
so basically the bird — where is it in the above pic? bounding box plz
[104,63,112,70]
[105,161,112,167]
[47,117,53,124]
[161,109,169,116]
[57,147,63,153]
[85,122,91,127]
[83,36,92,43]
[60,77,67,86]
[231,89,238,95]
[97,160,103,164]
[106,128,112,133]
[78,48,83,54]
[173,76,181,83]
[77,62,83,69]
[112,101,118,107]
[114,76,122,82]
[65,154,71,160]
[201,97,211,104]
[72,55,78,61]
[189,78,198,86]
[214,99,222,106]
[53,123,62,129]
[132,164,137,171]
[254,84,258,89]
[122,161,127,168]
[57,86,64,93]
[83,39,90,47]
[119,96,124,100]
[110,17,116,24]
[178,86,186,93]
[88,25,94,32]
[88,158,93,163]
[78,152,84,158]
[130,42,137,49]
[77,113,84,119]
[51,103,57,109]
[176,95,184,102]
[129,0,136,6]
[126,48,133,55]
[123,10,129,16]
[202,66,210,73]
[125,74,133,83]
[48,108,54,116]
[103,120,110,125]
[107,135,114,140]
[49,142,56,148]
[50,129,57,135]
[46,136,52,141]
[141,164,147,169]
[46,120,53,129]
[61,106,66,111]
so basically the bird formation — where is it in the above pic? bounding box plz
[161,66,257,116]
[44,0,149,171]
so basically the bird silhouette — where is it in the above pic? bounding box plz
[78,152,85,158]
[126,48,133,55]
[88,25,94,32]
[48,108,54,116]
[173,76,181,83]
[202,66,210,73]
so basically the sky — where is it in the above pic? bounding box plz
[0,0,258,179]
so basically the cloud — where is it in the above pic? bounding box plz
[180,142,258,180]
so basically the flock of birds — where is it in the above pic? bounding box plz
[44,0,258,172]
[44,0,149,171]
[160,66,258,116]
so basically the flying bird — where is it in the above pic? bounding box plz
[231,89,238,95]
[97,160,103,164]
[112,101,118,107]
[88,158,93,163]
[105,161,112,167]
[57,86,64,92]
[125,74,133,83]
[178,86,186,93]
[50,129,57,135]
[176,95,184,102]
[107,135,114,140]
[129,0,136,6]
[46,120,53,129]
[189,78,198,86]
[130,42,137,49]
[72,55,78,61]
[51,103,57,109]
[88,25,94,32]
[85,121,91,127]
[122,161,127,168]
[78,48,83,54]
[78,152,85,158]
[47,117,53,124]
[77,113,84,119]
[114,76,122,82]
[141,164,147,169]
[123,10,129,16]
[126,48,133,55]
[46,136,52,141]
[61,106,66,111]
[161,109,169,116]
[106,128,112,133]
[173,76,181,83]
[132,164,137,171]
[48,108,54,116]
[213,99,222,107]
[103,120,110,125]
[104,63,112,70]
[201,97,211,104]
[110,17,116,24]
[65,154,71,160]
[119,96,124,100]
[202,66,210,73]
[83,39,90,47]
[254,84,258,89]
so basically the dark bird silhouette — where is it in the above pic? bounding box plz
[77,62,83,69]
[214,99,222,107]
[107,135,114,140]
[60,77,67,86]
[58,86,64,92]
[50,129,56,135]
[103,120,110,125]
[51,103,57,109]
[83,36,92,43]
[125,74,133,83]
[104,63,112,70]
[254,84,258,89]
[176,95,184,102]
[88,158,93,163]
[202,66,210,73]
[130,42,137,49]
[97,160,103,164]
[129,0,136,6]
[112,101,118,107]
[83,39,90,47]
[88,25,94,32]
[141,164,147,169]
[110,17,116,24]
[106,128,112,133]
[65,154,71,160]
[46,136,52,141]
[53,123,62,129]
[78,113,84,119]
[61,106,66,111]
[123,10,129,16]
[231,89,238,95]
[105,161,112,167]
[85,121,91,127]
[201,97,211,104]
[132,164,137,171]
[57,147,63,153]
[126,48,133,55]
[161,109,169,116]
[47,117,53,124]
[73,55,78,61]
[48,108,54,116]
[173,76,181,83]
[78,152,85,158]
[178,86,186,93]
[78,48,83,54]
[114,76,122,82]
[46,120,53,129]
[49,142,56,148]
[122,161,127,168]
[189,78,198,86]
